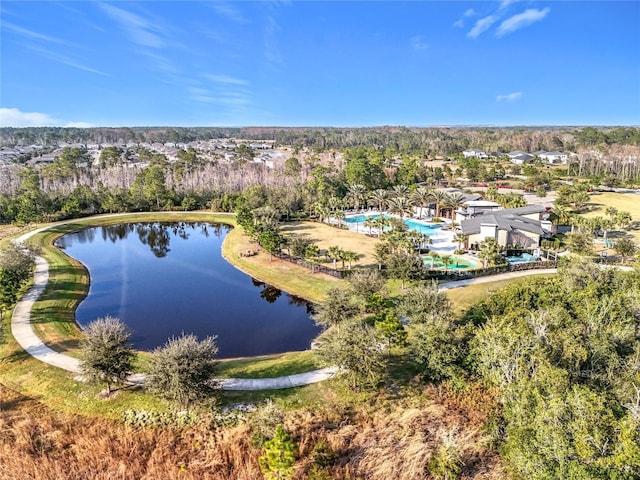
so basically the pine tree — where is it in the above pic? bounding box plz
[259,424,296,480]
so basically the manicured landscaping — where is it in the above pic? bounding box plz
[582,192,640,241]
[222,223,339,303]
[216,350,319,379]
[443,273,555,314]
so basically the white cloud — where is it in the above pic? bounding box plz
[210,2,249,24]
[0,108,56,127]
[205,74,249,86]
[25,44,110,76]
[192,73,252,108]
[499,0,520,10]
[453,8,476,28]
[264,15,285,70]
[467,15,498,39]
[411,35,429,51]
[64,122,95,128]
[99,3,164,48]
[496,8,550,37]
[3,21,71,46]
[0,108,93,127]
[496,92,523,102]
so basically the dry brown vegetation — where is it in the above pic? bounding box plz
[0,381,505,480]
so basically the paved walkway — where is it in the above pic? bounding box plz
[9,217,557,391]
[10,219,337,391]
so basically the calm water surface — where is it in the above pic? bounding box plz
[55,222,320,358]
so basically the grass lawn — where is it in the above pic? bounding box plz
[222,220,381,303]
[279,221,379,267]
[582,192,640,242]
[216,350,319,379]
[3,212,331,398]
[444,273,555,314]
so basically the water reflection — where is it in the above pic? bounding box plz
[57,222,320,357]
[59,222,230,259]
[251,278,283,304]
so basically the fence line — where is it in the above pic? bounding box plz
[274,253,347,278]
[424,260,558,281]
[274,251,557,281]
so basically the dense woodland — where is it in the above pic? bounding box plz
[2,125,640,152]
[1,133,640,225]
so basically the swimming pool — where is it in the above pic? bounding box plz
[505,252,538,263]
[345,214,445,234]
[344,214,382,224]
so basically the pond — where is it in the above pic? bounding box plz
[55,222,320,358]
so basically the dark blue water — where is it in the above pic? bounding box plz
[55,222,320,358]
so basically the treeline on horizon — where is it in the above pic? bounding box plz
[2,126,640,154]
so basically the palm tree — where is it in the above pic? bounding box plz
[440,254,453,271]
[328,196,344,227]
[408,231,431,251]
[327,245,343,269]
[431,189,447,218]
[551,205,571,226]
[387,196,414,219]
[485,184,499,201]
[453,232,468,251]
[411,186,434,220]
[391,184,409,199]
[342,250,360,269]
[363,216,376,235]
[372,215,391,236]
[443,192,466,219]
[499,193,527,209]
[478,237,502,268]
[615,211,632,230]
[428,251,441,269]
[304,244,320,273]
[312,202,330,223]
[253,205,280,231]
[369,189,389,212]
[346,184,367,211]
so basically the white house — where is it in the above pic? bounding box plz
[509,153,535,164]
[538,151,568,164]
[463,148,488,159]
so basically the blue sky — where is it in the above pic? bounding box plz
[1,1,639,127]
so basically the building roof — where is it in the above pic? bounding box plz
[465,200,501,208]
[511,153,534,161]
[461,193,483,202]
[461,213,545,236]
[461,205,546,236]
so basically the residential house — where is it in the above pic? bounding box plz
[455,200,502,222]
[538,151,568,164]
[508,151,535,164]
[461,205,552,249]
[462,148,488,159]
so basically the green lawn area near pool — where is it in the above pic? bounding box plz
[581,192,640,242]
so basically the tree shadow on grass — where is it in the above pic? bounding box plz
[0,383,43,412]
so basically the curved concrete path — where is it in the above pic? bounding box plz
[10,218,337,391]
[9,216,559,391]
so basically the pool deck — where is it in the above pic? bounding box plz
[343,212,459,254]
